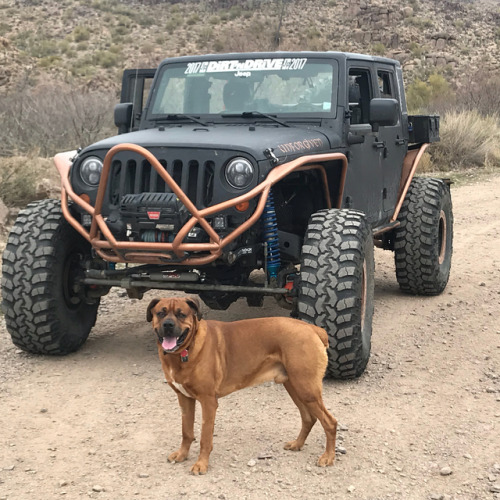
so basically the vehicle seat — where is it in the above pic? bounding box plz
[223,80,251,112]
[349,83,362,125]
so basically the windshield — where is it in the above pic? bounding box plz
[148,57,338,118]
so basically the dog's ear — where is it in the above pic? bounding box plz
[186,297,202,320]
[146,298,161,322]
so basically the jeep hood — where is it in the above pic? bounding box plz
[84,125,339,161]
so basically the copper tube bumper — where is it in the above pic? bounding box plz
[54,144,348,266]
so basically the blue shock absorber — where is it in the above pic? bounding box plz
[261,189,281,281]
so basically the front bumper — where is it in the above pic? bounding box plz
[55,143,347,266]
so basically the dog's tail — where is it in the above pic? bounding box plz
[312,325,329,348]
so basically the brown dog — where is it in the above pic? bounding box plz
[147,297,337,475]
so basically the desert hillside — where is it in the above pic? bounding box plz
[1,0,500,199]
[1,0,499,92]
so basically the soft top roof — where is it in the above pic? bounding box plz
[158,51,400,68]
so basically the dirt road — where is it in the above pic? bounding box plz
[1,175,499,500]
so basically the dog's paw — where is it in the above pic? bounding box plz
[316,453,335,467]
[190,461,208,475]
[284,440,303,451]
[168,450,188,463]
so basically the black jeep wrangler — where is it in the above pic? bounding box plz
[1,52,452,379]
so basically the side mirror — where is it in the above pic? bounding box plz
[369,98,399,128]
[114,102,133,134]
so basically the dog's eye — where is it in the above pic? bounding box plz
[157,311,166,318]
[176,311,186,319]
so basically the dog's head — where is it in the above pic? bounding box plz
[146,297,202,353]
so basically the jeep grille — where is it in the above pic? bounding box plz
[108,153,215,208]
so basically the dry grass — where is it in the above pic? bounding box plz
[0,156,56,207]
[0,84,116,157]
[429,111,500,171]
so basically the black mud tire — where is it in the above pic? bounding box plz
[298,209,374,380]
[1,199,99,355]
[394,177,453,295]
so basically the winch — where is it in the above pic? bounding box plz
[120,192,189,231]
[105,192,199,242]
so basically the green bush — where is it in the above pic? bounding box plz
[306,27,321,40]
[38,55,62,68]
[228,5,242,19]
[0,22,9,36]
[406,73,453,112]
[187,14,201,26]
[408,41,424,58]
[372,42,386,56]
[73,25,91,42]
[31,39,59,58]
[94,50,120,68]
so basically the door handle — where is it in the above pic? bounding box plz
[373,141,386,149]
[395,139,406,146]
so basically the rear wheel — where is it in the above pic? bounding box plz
[394,177,453,295]
[297,209,374,379]
[1,199,100,354]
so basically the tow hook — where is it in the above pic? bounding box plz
[275,271,298,310]
[283,274,297,305]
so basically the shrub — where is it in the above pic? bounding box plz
[116,14,132,27]
[408,41,424,58]
[372,42,386,56]
[31,39,60,58]
[0,22,10,36]
[0,158,38,207]
[166,17,182,33]
[187,14,201,26]
[38,55,62,68]
[455,74,500,116]
[0,84,116,158]
[429,111,500,170]
[306,27,321,40]
[137,14,156,27]
[406,73,453,112]
[73,25,91,42]
[94,50,120,68]
[228,5,242,19]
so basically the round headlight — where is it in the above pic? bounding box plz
[225,157,255,189]
[80,157,103,186]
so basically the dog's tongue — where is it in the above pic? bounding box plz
[162,337,177,351]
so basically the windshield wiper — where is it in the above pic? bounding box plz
[158,114,208,126]
[222,111,290,127]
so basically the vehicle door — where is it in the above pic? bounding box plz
[343,63,385,225]
[373,64,407,215]
[119,68,156,132]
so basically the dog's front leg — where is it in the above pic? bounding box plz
[190,396,218,475]
[168,393,195,464]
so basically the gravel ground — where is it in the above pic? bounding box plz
[0,175,499,500]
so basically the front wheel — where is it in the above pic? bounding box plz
[1,199,100,354]
[297,209,375,379]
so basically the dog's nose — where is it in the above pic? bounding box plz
[162,318,176,332]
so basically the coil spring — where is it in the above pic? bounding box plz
[261,190,281,279]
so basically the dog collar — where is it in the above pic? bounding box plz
[180,349,189,363]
